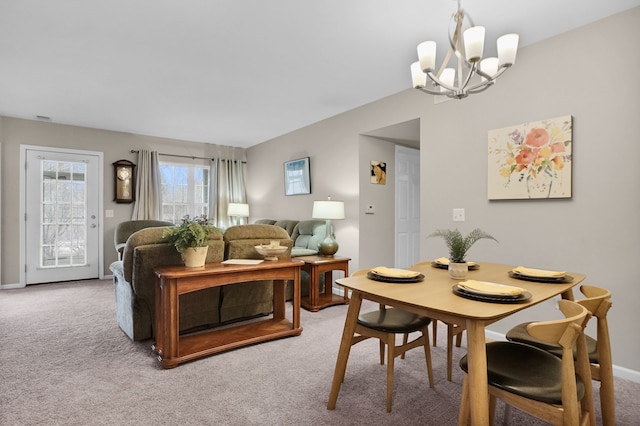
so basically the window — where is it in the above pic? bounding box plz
[159,161,210,223]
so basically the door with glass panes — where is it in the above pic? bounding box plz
[24,148,101,284]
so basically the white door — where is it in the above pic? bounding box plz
[24,147,101,284]
[395,146,420,268]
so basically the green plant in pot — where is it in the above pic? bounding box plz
[162,215,220,267]
[429,228,498,279]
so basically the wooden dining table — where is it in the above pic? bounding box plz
[327,262,585,425]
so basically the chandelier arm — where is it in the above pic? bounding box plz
[466,83,494,95]
[426,71,457,92]
[465,66,509,92]
[417,86,448,96]
[458,62,477,93]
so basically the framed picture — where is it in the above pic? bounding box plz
[488,115,572,200]
[370,161,386,185]
[284,157,311,195]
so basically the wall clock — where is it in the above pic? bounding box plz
[113,159,136,203]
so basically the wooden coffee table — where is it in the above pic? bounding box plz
[153,258,303,368]
[296,255,350,311]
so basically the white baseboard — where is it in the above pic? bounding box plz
[0,282,24,290]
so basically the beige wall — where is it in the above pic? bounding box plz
[246,8,640,374]
[0,117,245,285]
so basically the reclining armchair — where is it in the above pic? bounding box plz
[114,219,174,260]
[110,226,225,341]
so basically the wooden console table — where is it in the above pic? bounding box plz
[153,258,303,368]
[296,256,350,312]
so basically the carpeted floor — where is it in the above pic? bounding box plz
[1,279,638,425]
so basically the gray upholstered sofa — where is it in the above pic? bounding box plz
[109,224,292,341]
[254,219,328,257]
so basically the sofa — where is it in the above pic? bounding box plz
[109,223,292,341]
[254,219,328,257]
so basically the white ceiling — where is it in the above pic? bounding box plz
[1,1,638,148]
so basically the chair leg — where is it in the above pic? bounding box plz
[458,374,470,426]
[401,333,409,359]
[385,333,396,413]
[379,339,385,365]
[422,327,434,388]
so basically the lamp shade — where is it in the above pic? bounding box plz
[227,203,249,217]
[312,200,345,220]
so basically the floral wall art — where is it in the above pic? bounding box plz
[487,115,572,200]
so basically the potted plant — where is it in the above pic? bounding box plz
[429,228,498,279]
[162,215,220,267]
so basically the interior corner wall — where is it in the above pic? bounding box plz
[246,8,640,374]
[358,136,396,270]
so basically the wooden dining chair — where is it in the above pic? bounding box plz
[348,269,434,412]
[506,284,614,425]
[411,260,465,381]
[458,300,594,426]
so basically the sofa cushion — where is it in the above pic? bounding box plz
[291,248,318,257]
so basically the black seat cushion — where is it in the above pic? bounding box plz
[460,341,585,405]
[358,308,431,333]
[506,322,598,363]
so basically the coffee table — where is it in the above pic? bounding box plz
[153,258,303,368]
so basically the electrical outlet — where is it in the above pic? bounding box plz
[453,208,465,222]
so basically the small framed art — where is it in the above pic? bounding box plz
[284,157,311,196]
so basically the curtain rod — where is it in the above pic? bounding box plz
[130,150,246,163]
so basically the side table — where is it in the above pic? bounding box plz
[296,255,350,312]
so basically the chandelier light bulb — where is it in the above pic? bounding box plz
[411,62,427,88]
[417,41,437,72]
[463,26,485,62]
[497,33,519,68]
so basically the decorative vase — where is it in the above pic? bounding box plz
[182,246,208,268]
[526,173,553,198]
[448,262,468,280]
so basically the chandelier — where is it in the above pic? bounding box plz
[410,1,519,100]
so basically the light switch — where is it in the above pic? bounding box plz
[105,209,114,218]
[452,208,465,222]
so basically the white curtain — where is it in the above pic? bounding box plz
[214,159,247,228]
[131,150,161,220]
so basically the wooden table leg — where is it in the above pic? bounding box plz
[292,266,301,330]
[464,319,489,425]
[273,279,286,320]
[327,291,362,410]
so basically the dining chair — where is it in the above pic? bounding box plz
[347,269,434,412]
[411,260,465,381]
[458,299,594,426]
[505,284,613,425]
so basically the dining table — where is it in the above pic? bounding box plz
[327,262,585,425]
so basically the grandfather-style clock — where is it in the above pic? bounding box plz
[113,159,136,203]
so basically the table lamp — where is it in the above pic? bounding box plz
[228,203,249,225]
[312,196,345,257]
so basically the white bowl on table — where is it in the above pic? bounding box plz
[254,244,288,261]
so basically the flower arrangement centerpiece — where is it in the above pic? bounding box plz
[162,215,219,267]
[429,228,498,278]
